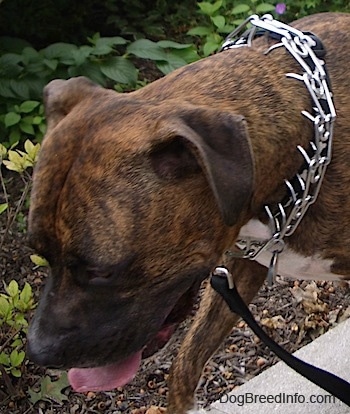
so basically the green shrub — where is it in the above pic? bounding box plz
[0,280,35,378]
[283,0,350,20]
[0,101,46,148]
[0,34,199,103]
[0,140,42,384]
[188,0,277,57]
[0,140,40,245]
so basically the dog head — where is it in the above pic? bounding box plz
[27,77,253,391]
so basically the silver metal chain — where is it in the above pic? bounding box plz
[221,14,336,284]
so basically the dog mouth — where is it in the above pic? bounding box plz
[68,282,200,393]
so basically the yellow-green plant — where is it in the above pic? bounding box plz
[0,140,40,247]
[0,280,35,378]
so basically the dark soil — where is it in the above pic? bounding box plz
[1,148,350,413]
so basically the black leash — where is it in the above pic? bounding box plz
[211,272,350,406]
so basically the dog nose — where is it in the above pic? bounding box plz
[26,318,77,368]
[26,330,66,368]
[26,340,64,368]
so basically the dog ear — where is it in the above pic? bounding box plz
[43,77,102,131]
[151,109,254,226]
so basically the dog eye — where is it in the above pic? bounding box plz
[71,255,136,287]
[86,268,113,286]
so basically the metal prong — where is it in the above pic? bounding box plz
[278,203,287,228]
[286,72,304,81]
[297,145,312,165]
[296,173,306,191]
[265,205,279,234]
[267,252,278,286]
[284,179,297,202]
[301,110,315,122]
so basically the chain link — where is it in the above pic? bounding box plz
[221,14,336,282]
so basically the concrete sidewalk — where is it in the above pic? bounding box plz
[208,317,350,414]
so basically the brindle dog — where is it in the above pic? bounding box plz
[27,13,350,414]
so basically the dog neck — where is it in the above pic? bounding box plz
[221,15,336,283]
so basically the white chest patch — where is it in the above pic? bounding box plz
[238,219,340,281]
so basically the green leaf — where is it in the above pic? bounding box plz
[10,350,25,367]
[90,36,127,51]
[0,352,9,365]
[10,79,30,100]
[157,40,193,50]
[0,203,8,215]
[211,15,226,29]
[14,313,28,327]
[256,3,276,13]
[24,139,34,154]
[43,58,58,71]
[28,373,70,405]
[11,368,22,378]
[156,53,188,75]
[3,150,25,173]
[232,18,246,26]
[219,24,236,34]
[21,47,40,62]
[25,61,46,74]
[231,4,251,14]
[198,1,223,16]
[19,282,33,305]
[0,36,31,53]
[67,61,105,86]
[19,121,35,135]
[72,46,93,66]
[171,48,200,64]
[90,43,112,56]
[24,140,41,164]
[0,79,16,98]
[19,101,40,113]
[187,26,212,36]
[127,39,167,61]
[30,254,49,267]
[43,43,78,60]
[4,112,21,127]
[39,123,47,135]
[9,130,21,146]
[2,161,20,172]
[0,53,22,77]
[100,57,137,85]
[203,41,220,57]
[26,77,47,100]
[6,280,19,298]
[101,36,127,46]
[0,53,22,66]
[90,37,127,56]
[11,338,23,348]
[0,143,7,158]
[32,116,43,125]
[0,296,10,317]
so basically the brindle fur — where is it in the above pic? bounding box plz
[27,13,350,413]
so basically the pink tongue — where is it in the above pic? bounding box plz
[68,351,142,392]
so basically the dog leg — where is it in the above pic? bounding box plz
[167,259,267,413]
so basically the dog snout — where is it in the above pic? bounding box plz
[27,325,74,368]
[27,313,80,368]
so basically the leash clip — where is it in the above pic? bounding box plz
[212,266,234,289]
